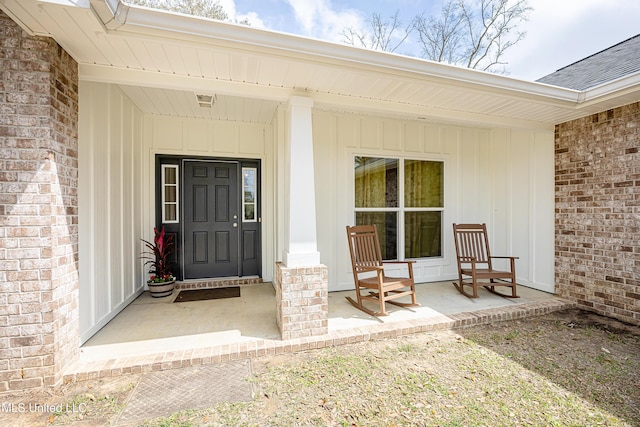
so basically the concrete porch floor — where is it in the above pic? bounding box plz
[66,281,573,382]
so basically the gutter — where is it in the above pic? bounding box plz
[102,0,128,28]
[97,0,583,104]
[582,71,640,104]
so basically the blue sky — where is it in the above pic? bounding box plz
[218,0,640,82]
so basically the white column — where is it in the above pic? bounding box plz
[282,96,321,267]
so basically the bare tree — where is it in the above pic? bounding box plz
[344,0,532,73]
[418,0,532,72]
[414,1,464,64]
[341,10,414,53]
[127,0,250,24]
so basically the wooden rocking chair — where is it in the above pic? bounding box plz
[452,223,519,298]
[345,225,420,316]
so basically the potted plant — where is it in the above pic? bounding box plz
[141,227,176,298]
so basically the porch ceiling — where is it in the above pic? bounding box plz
[4,0,640,127]
[117,86,280,123]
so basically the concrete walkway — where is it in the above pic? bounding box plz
[66,282,573,384]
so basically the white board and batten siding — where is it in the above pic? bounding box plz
[78,82,145,343]
[312,111,555,293]
[142,114,276,286]
[79,81,554,343]
[78,82,275,343]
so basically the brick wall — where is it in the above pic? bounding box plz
[555,102,640,325]
[275,263,328,340]
[0,11,79,391]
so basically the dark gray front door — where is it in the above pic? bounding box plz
[183,161,239,279]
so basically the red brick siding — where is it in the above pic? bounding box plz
[0,11,79,391]
[555,102,640,325]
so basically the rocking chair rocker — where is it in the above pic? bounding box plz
[452,223,519,298]
[345,225,420,316]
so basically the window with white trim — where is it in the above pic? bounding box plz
[161,164,179,223]
[354,156,444,260]
[242,167,257,222]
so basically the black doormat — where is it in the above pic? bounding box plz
[174,287,241,303]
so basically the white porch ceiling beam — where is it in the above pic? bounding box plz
[79,63,294,102]
[310,92,558,130]
[80,63,558,129]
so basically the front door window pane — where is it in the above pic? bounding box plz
[354,157,398,208]
[356,211,397,260]
[161,164,179,224]
[165,167,176,185]
[164,205,177,222]
[405,211,442,258]
[164,186,176,202]
[242,168,257,221]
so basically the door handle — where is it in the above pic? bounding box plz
[233,222,238,228]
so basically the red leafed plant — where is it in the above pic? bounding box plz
[141,227,176,283]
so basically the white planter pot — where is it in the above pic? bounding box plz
[147,279,176,298]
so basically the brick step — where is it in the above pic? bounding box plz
[175,277,262,290]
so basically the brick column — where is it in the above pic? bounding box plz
[0,12,79,391]
[275,263,328,340]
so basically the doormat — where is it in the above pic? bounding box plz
[174,286,241,303]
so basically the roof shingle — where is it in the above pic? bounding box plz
[536,34,640,90]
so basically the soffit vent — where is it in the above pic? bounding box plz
[196,93,216,108]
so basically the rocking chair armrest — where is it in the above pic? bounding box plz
[381,260,415,279]
[490,256,520,260]
[383,260,416,265]
[356,265,384,273]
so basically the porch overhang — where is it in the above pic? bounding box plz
[3,0,639,128]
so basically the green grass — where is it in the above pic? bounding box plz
[143,329,634,426]
[54,311,638,427]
